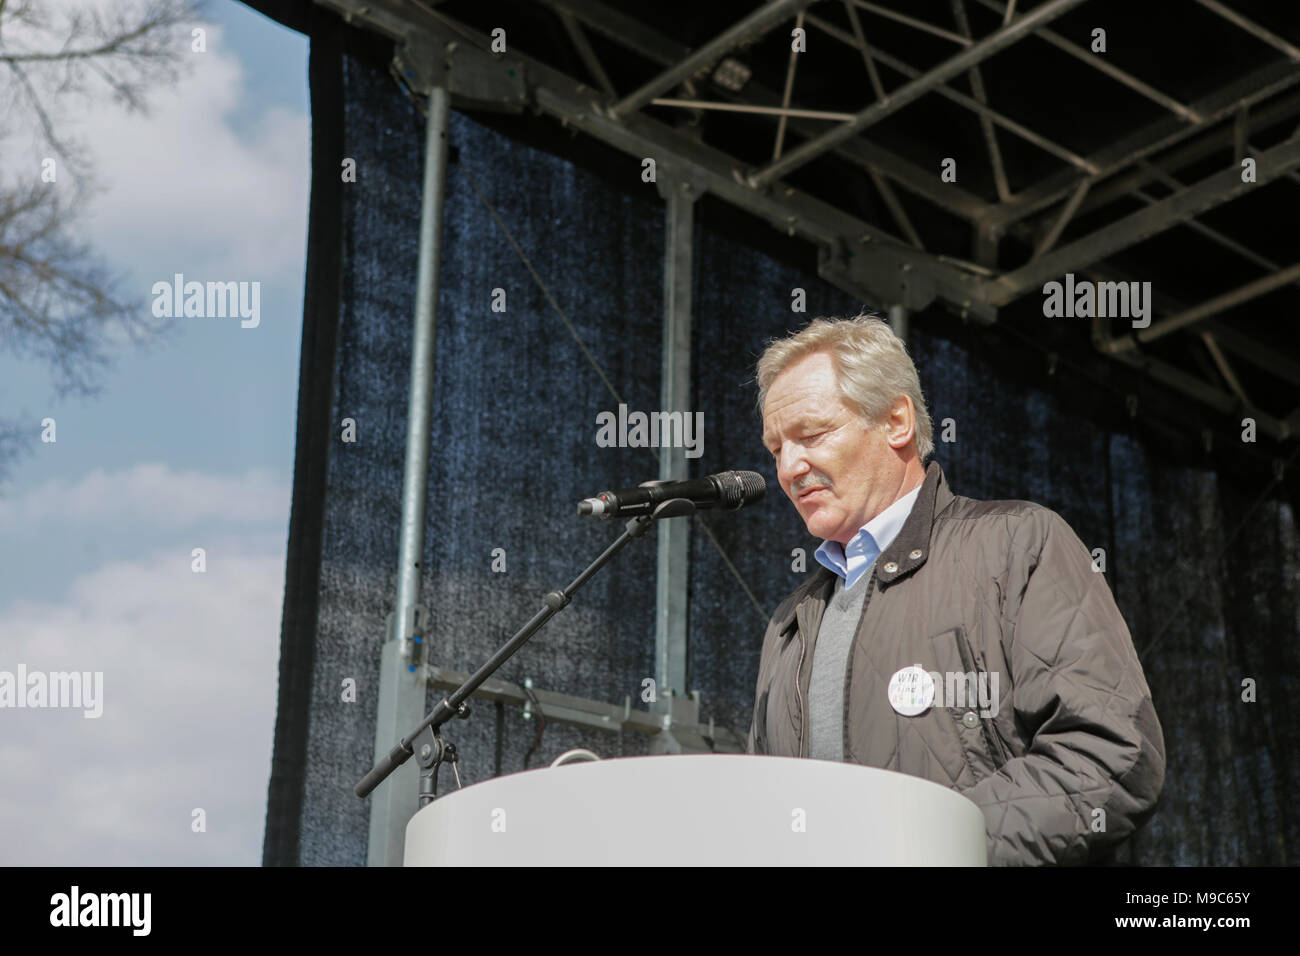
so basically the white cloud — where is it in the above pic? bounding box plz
[0,3,309,281]
[0,462,290,530]
[0,2,303,866]
[0,540,283,865]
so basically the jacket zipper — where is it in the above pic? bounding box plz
[842,567,878,760]
[795,627,807,758]
[796,566,879,759]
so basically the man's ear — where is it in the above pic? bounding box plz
[885,396,916,449]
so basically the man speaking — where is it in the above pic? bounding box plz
[746,314,1165,866]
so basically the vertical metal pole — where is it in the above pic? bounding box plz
[651,177,695,753]
[889,303,909,341]
[367,84,451,867]
[973,221,999,270]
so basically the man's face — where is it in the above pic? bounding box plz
[761,351,902,546]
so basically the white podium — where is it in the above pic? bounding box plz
[404,754,987,865]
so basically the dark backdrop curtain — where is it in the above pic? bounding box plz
[261,6,1300,866]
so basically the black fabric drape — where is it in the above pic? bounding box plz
[251,1,1300,866]
[260,0,346,867]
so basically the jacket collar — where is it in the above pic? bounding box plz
[776,459,952,632]
[876,458,951,587]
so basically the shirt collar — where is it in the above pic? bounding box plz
[814,483,922,584]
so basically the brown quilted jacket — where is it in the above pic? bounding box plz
[746,459,1165,865]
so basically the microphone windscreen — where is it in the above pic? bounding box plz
[718,470,766,508]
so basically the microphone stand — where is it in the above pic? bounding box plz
[355,497,699,806]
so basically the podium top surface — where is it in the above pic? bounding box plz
[404,754,987,866]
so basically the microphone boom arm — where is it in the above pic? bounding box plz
[354,498,694,802]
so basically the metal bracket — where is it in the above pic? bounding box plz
[424,665,741,752]
[650,689,708,754]
[818,239,933,313]
[654,169,702,203]
[395,34,527,112]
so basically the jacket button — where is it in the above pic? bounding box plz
[883,561,898,573]
[909,549,923,560]
[962,711,980,728]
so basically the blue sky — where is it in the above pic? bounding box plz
[0,0,307,865]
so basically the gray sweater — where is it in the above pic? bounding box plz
[807,573,870,761]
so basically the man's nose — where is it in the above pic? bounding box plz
[777,446,809,487]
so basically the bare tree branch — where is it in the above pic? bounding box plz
[0,0,201,169]
[0,0,200,488]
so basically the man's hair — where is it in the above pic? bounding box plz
[755,313,934,461]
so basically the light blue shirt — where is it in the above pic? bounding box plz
[814,484,922,590]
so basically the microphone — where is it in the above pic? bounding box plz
[578,470,766,518]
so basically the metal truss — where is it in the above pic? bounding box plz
[315,0,1300,448]
[313,0,1300,863]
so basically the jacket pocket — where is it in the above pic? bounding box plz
[928,626,1011,773]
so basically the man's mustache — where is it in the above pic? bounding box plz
[792,475,833,495]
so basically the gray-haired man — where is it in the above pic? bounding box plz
[747,315,1165,866]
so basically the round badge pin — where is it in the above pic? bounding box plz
[888,665,935,716]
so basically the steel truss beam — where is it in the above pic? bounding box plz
[1103,261,1300,352]
[842,0,887,106]
[1193,0,1300,62]
[313,0,1298,453]
[648,99,856,122]
[1020,88,1300,236]
[970,0,1202,123]
[1074,264,1291,441]
[773,11,805,160]
[544,0,992,223]
[1107,155,1300,297]
[749,0,1089,187]
[607,0,821,119]
[557,8,615,96]
[1199,320,1300,388]
[849,0,972,47]
[990,133,1300,305]
[804,11,1097,174]
[996,212,1300,433]
[950,0,1010,201]
[986,60,1300,229]
[540,0,1300,380]
[373,0,991,315]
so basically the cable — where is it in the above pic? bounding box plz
[989,312,1300,664]
[520,682,547,769]
[396,88,774,626]
[454,155,772,627]
[1136,439,1300,663]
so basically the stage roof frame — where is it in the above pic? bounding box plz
[311,0,1300,463]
